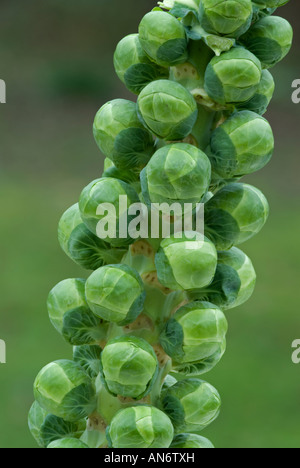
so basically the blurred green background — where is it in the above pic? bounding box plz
[0,0,299,448]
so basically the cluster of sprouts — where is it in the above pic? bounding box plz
[29,0,292,448]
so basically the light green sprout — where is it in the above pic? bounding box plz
[199,0,253,38]
[189,246,256,309]
[204,47,262,104]
[237,69,275,115]
[170,433,214,448]
[47,438,89,449]
[106,406,174,448]
[34,360,97,422]
[160,301,228,364]
[141,143,211,211]
[58,204,126,270]
[47,278,108,345]
[240,16,293,69]
[208,110,274,180]
[160,378,221,433]
[28,401,86,448]
[93,99,155,170]
[139,11,188,67]
[114,34,169,94]
[79,177,140,246]
[205,182,269,250]
[155,233,218,291]
[85,264,145,325]
[137,80,198,140]
[100,336,158,399]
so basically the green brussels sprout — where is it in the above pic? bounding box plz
[100,336,158,399]
[208,110,274,180]
[204,182,269,250]
[28,402,86,448]
[102,161,140,185]
[137,80,198,141]
[204,47,262,105]
[73,345,102,379]
[160,378,221,433]
[155,233,218,291]
[85,264,145,326]
[253,0,289,8]
[28,401,49,447]
[138,11,188,68]
[237,69,275,115]
[34,360,97,422]
[114,34,169,94]
[252,4,277,24]
[93,100,155,170]
[199,0,253,38]
[141,143,211,212]
[58,204,126,270]
[79,178,140,246]
[190,247,256,309]
[47,278,108,345]
[160,302,228,364]
[47,438,89,449]
[170,433,214,448]
[106,406,174,448]
[240,16,293,69]
[170,340,226,379]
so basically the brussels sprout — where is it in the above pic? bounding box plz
[47,278,108,345]
[114,34,169,94]
[34,360,97,422]
[141,143,211,212]
[240,16,293,69]
[58,204,127,270]
[106,406,174,448]
[160,302,228,364]
[237,69,275,115]
[190,247,256,309]
[170,433,214,448]
[208,110,274,180]
[28,402,86,448]
[85,264,145,326]
[100,336,158,399]
[137,80,198,141]
[204,47,262,105]
[204,183,269,250]
[155,233,218,291]
[79,177,140,246]
[102,162,140,185]
[160,378,221,433]
[93,100,155,170]
[73,345,102,379]
[252,4,277,24]
[253,0,289,8]
[28,401,49,447]
[138,11,188,68]
[199,0,253,38]
[170,340,226,379]
[47,438,89,449]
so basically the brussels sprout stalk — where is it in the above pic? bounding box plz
[30,1,292,449]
